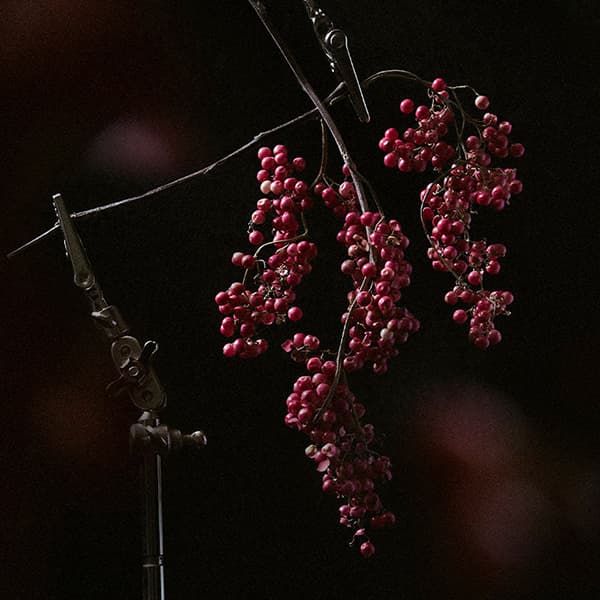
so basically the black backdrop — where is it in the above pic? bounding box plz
[2,2,599,599]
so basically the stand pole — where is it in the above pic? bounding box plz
[139,413,166,600]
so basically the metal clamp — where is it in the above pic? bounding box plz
[303,0,370,122]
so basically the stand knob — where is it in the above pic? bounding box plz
[183,430,208,449]
[130,423,207,456]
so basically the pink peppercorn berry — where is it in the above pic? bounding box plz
[399,98,414,114]
[475,95,490,110]
[360,541,375,558]
[431,77,446,92]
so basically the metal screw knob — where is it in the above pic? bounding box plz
[183,430,207,449]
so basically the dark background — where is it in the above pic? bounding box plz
[2,1,599,598]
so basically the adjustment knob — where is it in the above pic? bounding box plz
[183,430,208,449]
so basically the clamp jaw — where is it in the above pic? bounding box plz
[303,0,370,123]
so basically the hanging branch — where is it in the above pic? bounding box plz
[214,5,525,559]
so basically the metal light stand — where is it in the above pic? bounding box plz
[53,193,206,600]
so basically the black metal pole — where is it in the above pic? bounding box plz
[139,412,166,600]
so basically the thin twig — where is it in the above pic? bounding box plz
[312,276,369,424]
[7,69,452,261]
[362,68,430,89]
[309,119,329,190]
[6,101,332,260]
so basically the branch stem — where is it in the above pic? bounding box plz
[7,69,452,260]
[247,0,371,216]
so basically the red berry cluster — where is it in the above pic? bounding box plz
[282,333,396,558]
[317,177,420,374]
[317,163,357,218]
[215,146,317,358]
[215,66,525,552]
[379,78,456,174]
[280,166,419,554]
[253,144,312,244]
[380,76,524,348]
[270,170,422,555]
[448,289,514,349]
[465,112,525,166]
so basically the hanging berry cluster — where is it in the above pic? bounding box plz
[280,170,421,557]
[214,145,317,359]
[315,172,420,376]
[282,331,396,559]
[216,74,524,557]
[379,76,524,348]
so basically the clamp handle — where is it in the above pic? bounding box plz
[106,336,166,411]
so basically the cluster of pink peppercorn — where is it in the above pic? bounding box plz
[215,74,525,558]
